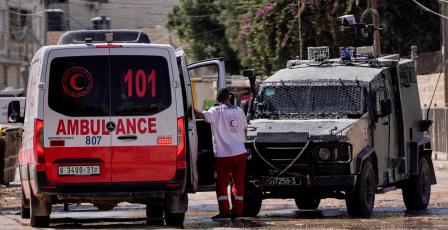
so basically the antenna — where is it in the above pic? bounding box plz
[426,53,445,120]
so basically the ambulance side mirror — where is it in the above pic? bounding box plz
[8,100,23,123]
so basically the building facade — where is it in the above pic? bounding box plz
[0,0,45,90]
[46,0,178,44]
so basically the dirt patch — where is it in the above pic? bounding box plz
[0,184,21,210]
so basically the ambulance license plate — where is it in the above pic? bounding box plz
[58,166,100,176]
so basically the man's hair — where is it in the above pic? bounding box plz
[217,88,230,103]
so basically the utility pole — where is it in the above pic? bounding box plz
[371,0,381,55]
[298,0,302,59]
[442,1,448,107]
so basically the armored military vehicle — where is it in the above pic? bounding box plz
[242,46,436,218]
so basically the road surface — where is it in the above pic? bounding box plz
[1,163,448,229]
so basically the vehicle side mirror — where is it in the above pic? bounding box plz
[380,99,392,117]
[8,100,23,123]
[243,69,257,93]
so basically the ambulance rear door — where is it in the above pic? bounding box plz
[109,47,178,182]
[43,47,112,184]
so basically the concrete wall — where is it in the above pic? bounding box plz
[417,73,445,109]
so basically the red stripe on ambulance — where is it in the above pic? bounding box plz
[56,118,157,135]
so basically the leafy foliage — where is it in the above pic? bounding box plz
[166,0,241,74]
[167,0,440,76]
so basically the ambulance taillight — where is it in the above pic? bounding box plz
[176,117,186,169]
[34,119,45,171]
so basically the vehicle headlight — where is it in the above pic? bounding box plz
[318,147,332,161]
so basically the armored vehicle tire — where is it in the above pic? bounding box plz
[242,192,262,217]
[346,160,376,218]
[402,156,431,211]
[30,192,50,228]
[146,205,164,225]
[164,211,185,227]
[295,195,321,210]
[21,189,30,219]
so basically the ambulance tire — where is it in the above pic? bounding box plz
[21,188,30,219]
[164,212,185,227]
[0,144,4,184]
[146,205,164,225]
[30,192,50,228]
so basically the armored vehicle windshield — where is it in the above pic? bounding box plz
[255,79,366,119]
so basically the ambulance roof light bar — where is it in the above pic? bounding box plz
[58,30,151,45]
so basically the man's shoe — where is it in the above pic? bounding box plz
[211,213,230,220]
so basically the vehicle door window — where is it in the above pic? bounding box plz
[48,56,110,117]
[109,55,172,116]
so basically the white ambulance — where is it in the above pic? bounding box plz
[8,30,230,227]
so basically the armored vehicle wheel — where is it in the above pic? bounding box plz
[30,192,50,228]
[164,211,185,227]
[402,156,431,211]
[146,205,164,225]
[295,194,321,210]
[21,189,30,219]
[242,192,262,217]
[346,160,376,218]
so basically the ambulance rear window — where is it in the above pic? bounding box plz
[48,56,110,117]
[110,55,172,116]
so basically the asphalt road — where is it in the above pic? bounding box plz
[1,164,448,229]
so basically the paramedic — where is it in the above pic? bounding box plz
[195,88,248,220]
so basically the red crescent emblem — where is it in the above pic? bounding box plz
[230,120,236,128]
[62,66,93,97]
[69,73,83,91]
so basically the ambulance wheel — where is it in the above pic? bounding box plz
[146,205,164,225]
[164,212,185,227]
[295,195,321,210]
[402,156,431,211]
[21,188,30,219]
[345,160,376,218]
[30,192,50,227]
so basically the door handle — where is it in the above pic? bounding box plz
[117,135,138,140]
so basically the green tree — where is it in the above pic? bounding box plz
[167,0,440,76]
[166,0,241,74]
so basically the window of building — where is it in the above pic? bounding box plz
[0,9,6,51]
[9,7,30,40]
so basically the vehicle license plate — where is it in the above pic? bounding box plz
[58,166,100,176]
[264,177,299,185]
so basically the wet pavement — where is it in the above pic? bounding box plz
[1,166,448,229]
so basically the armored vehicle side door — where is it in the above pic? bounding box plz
[371,76,391,186]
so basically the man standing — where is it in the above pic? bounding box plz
[195,88,248,220]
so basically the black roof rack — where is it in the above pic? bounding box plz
[57,30,151,45]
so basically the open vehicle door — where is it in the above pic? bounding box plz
[185,58,226,192]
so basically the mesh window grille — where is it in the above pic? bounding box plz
[255,80,366,119]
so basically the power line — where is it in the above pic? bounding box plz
[71,0,216,7]
[411,0,448,19]
[0,7,46,16]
